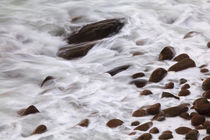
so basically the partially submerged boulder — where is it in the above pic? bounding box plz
[106,119,124,128]
[173,53,190,62]
[107,65,130,76]
[18,105,39,116]
[149,68,167,83]
[162,104,189,117]
[159,46,175,61]
[168,58,196,72]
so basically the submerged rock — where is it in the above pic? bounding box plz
[107,65,130,76]
[152,111,165,121]
[41,76,54,87]
[159,46,175,61]
[131,121,140,126]
[184,31,200,39]
[67,19,125,44]
[140,90,153,96]
[149,68,167,83]
[130,79,147,88]
[106,119,124,128]
[168,58,196,72]
[159,130,173,139]
[208,41,210,48]
[78,119,89,127]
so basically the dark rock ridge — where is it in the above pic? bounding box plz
[168,58,196,72]
[67,19,125,44]
[58,19,125,59]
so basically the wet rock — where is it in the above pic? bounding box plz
[207,127,210,134]
[201,68,209,73]
[152,111,165,121]
[32,125,47,135]
[140,90,153,96]
[136,133,152,140]
[71,16,83,22]
[203,136,210,140]
[130,79,147,88]
[131,121,140,126]
[175,127,192,135]
[41,76,54,87]
[162,104,189,117]
[132,109,147,117]
[195,125,205,130]
[194,98,210,115]
[178,89,190,96]
[132,51,144,56]
[146,103,161,115]
[18,105,39,116]
[136,39,148,46]
[149,127,159,134]
[181,84,190,89]
[184,31,200,39]
[185,130,199,140]
[78,119,89,127]
[159,131,173,139]
[149,68,167,83]
[134,122,153,131]
[203,121,210,128]
[164,82,174,89]
[107,65,130,76]
[67,19,124,44]
[159,46,175,61]
[190,112,199,118]
[106,119,124,128]
[129,132,136,136]
[180,112,190,120]
[132,72,145,79]
[203,90,210,99]
[57,41,96,59]
[191,114,205,126]
[173,53,190,62]
[161,92,180,100]
[168,58,196,72]
[207,41,210,48]
[180,78,187,85]
[199,64,208,69]
[202,78,210,91]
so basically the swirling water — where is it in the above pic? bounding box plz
[1,0,210,140]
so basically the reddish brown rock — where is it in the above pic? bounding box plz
[194,98,210,115]
[175,127,192,135]
[146,103,161,115]
[203,121,210,128]
[132,72,145,79]
[131,121,140,126]
[134,122,153,131]
[180,78,187,85]
[201,68,209,73]
[18,105,40,116]
[130,79,147,88]
[181,84,190,89]
[133,51,144,56]
[32,125,47,135]
[161,92,180,100]
[78,119,89,127]
[173,53,190,62]
[162,104,189,117]
[159,131,173,139]
[202,78,210,91]
[195,125,205,130]
[168,58,196,72]
[149,127,159,134]
[203,135,210,140]
[185,130,199,140]
[140,90,153,96]
[190,112,199,118]
[184,31,200,39]
[107,65,130,76]
[136,133,152,140]
[207,41,210,48]
[191,114,205,126]
[159,46,175,61]
[178,89,190,96]
[68,19,124,44]
[164,82,174,89]
[129,132,136,136]
[203,90,210,99]
[106,119,123,128]
[132,109,147,117]
[149,68,167,83]
[41,76,54,87]
[57,41,96,59]
[180,112,190,120]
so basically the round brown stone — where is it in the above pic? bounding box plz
[149,127,159,134]
[149,68,167,83]
[173,53,190,62]
[106,119,123,128]
[132,109,147,117]
[178,89,190,96]
[175,127,192,135]
[191,114,205,126]
[130,79,147,88]
[140,90,153,96]
[159,46,175,61]
[201,68,209,73]
[164,82,174,89]
[168,58,196,72]
[185,130,199,140]
[78,119,90,127]
[181,84,190,89]
[136,133,152,140]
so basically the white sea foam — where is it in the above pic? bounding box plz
[0,0,210,140]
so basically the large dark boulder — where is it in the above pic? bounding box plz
[162,104,189,117]
[168,58,196,72]
[149,68,167,83]
[67,19,125,44]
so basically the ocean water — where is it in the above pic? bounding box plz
[0,0,210,140]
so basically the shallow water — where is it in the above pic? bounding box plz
[0,0,210,140]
